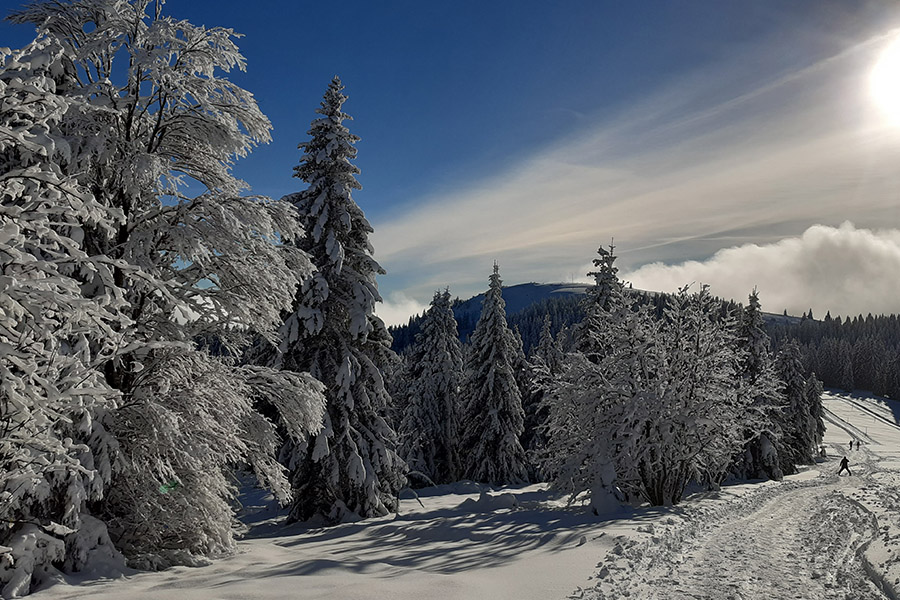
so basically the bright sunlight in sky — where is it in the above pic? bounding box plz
[871,33,900,125]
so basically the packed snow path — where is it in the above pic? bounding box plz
[582,391,900,600]
[614,479,880,599]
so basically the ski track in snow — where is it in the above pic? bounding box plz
[580,392,900,600]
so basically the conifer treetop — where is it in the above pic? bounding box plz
[283,76,385,343]
[293,76,362,212]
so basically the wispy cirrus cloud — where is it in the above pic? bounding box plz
[372,26,900,318]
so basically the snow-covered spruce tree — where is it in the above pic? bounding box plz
[574,244,622,363]
[838,340,855,391]
[805,372,826,446]
[508,323,539,479]
[533,314,564,373]
[8,0,325,568]
[776,339,816,465]
[384,351,412,432]
[521,315,563,468]
[539,245,633,510]
[399,289,464,486]
[461,264,528,484]
[0,37,131,596]
[279,76,404,523]
[731,290,791,480]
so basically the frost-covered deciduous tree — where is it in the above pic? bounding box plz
[650,286,747,500]
[7,0,325,569]
[540,352,620,511]
[461,264,528,485]
[399,289,463,486]
[278,77,404,523]
[0,36,128,596]
[543,245,752,509]
[98,350,324,569]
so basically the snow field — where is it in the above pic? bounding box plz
[27,391,900,600]
[29,483,616,600]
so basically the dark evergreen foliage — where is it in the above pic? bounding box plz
[460,264,529,484]
[769,312,900,400]
[398,290,464,486]
[279,77,404,523]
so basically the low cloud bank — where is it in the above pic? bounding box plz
[375,292,428,327]
[622,223,900,318]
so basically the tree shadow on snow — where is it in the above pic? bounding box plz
[236,485,673,578]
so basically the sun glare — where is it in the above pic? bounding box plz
[871,35,900,125]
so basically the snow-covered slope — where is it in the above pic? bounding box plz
[29,391,900,600]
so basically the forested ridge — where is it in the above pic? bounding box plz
[393,286,897,401]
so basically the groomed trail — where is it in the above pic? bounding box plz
[579,392,900,600]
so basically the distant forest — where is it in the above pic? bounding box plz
[390,290,900,400]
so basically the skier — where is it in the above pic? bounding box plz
[849,441,853,451]
[838,456,851,476]
[857,440,861,451]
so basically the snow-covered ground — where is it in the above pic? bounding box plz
[29,391,900,600]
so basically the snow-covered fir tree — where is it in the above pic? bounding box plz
[574,243,622,363]
[399,289,464,486]
[776,339,817,465]
[540,245,633,511]
[278,76,405,522]
[533,314,565,373]
[805,372,827,446]
[732,290,791,480]
[838,341,855,391]
[461,264,528,484]
[521,315,563,468]
[5,0,326,573]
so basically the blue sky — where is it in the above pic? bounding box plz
[5,1,900,323]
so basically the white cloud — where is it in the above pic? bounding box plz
[374,291,428,327]
[372,28,900,313]
[622,223,900,318]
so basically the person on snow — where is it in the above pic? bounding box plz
[838,456,852,476]
[849,441,854,451]
[857,440,861,450]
